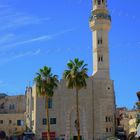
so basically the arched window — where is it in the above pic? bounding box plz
[97,0,101,5]
[101,38,103,44]
[106,128,108,132]
[98,56,101,62]
[48,98,52,109]
[101,56,103,62]
[105,117,108,122]
[45,98,53,109]
[98,39,100,45]
[97,37,103,45]
[98,55,103,62]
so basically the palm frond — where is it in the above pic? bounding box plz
[63,58,89,91]
[34,66,58,97]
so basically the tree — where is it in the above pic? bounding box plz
[34,66,58,140]
[63,58,88,140]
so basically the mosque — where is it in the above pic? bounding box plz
[26,0,116,140]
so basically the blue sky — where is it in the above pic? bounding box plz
[0,0,139,109]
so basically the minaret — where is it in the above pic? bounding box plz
[90,0,111,79]
[90,1,115,139]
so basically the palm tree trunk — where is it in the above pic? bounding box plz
[46,96,51,140]
[76,88,81,140]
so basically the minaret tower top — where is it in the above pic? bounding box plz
[93,0,107,10]
[90,0,111,31]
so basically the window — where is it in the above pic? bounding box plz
[17,120,24,126]
[105,116,113,122]
[100,56,103,61]
[106,128,108,132]
[108,87,110,90]
[98,55,103,62]
[42,118,47,125]
[45,98,52,109]
[9,120,12,124]
[98,56,100,62]
[98,0,101,5]
[50,118,56,125]
[48,98,52,109]
[9,104,15,110]
[9,105,11,109]
[106,128,112,133]
[0,103,4,109]
[101,38,102,44]
[105,117,108,122]
[97,38,103,45]
[0,120,3,124]
[98,39,100,45]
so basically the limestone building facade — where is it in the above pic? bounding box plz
[26,0,116,140]
[0,93,26,136]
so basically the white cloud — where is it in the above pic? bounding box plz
[13,49,41,59]
[0,28,75,50]
[0,49,41,65]
[0,15,50,31]
[0,27,75,65]
[0,35,51,50]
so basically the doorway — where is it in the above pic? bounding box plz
[73,136,82,140]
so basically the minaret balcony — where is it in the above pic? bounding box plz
[89,13,111,22]
[89,13,111,30]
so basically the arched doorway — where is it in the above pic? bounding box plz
[65,106,88,140]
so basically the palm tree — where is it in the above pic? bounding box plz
[34,66,58,140]
[63,58,88,140]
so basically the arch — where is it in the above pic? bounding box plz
[98,55,103,62]
[101,38,103,44]
[97,0,101,5]
[65,106,88,140]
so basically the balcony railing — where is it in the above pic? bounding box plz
[90,13,111,22]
